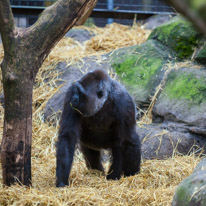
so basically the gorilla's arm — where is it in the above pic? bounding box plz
[56,88,81,187]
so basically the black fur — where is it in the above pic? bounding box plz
[56,69,141,187]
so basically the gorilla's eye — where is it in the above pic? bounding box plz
[97,91,103,98]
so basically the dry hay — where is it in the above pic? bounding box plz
[0,150,201,206]
[46,23,151,65]
[0,23,203,205]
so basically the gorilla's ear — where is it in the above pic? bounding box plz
[96,81,105,99]
[103,78,112,91]
[98,80,104,90]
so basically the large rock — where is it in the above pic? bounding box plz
[149,16,201,59]
[44,39,176,121]
[110,39,175,107]
[143,14,174,30]
[40,16,206,164]
[43,62,83,122]
[65,28,95,42]
[153,67,206,134]
[172,158,206,206]
[137,123,206,159]
[194,42,206,64]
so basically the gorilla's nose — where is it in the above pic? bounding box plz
[71,95,79,107]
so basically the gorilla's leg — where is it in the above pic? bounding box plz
[106,146,123,180]
[122,132,141,177]
[81,144,104,172]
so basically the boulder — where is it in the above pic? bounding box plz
[143,14,174,30]
[194,42,206,64]
[65,29,95,42]
[42,24,206,160]
[137,123,206,160]
[43,62,83,122]
[110,39,175,107]
[153,67,206,134]
[149,16,202,59]
[44,38,176,121]
[172,158,206,206]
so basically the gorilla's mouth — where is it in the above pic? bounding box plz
[70,102,83,115]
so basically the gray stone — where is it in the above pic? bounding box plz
[153,67,206,131]
[148,16,202,59]
[137,123,206,160]
[194,42,206,65]
[172,158,206,206]
[193,158,206,173]
[144,14,174,30]
[44,39,177,122]
[43,63,82,122]
[110,39,175,107]
[65,29,95,42]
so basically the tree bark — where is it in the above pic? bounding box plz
[0,0,96,186]
[76,0,97,25]
[0,42,40,185]
[1,63,33,186]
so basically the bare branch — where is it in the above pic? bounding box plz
[76,0,97,25]
[165,0,206,35]
[0,0,16,54]
[25,0,96,62]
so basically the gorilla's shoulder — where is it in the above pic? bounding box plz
[110,80,133,101]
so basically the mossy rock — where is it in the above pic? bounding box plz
[172,158,206,206]
[194,42,206,64]
[149,16,202,59]
[110,39,175,106]
[153,67,206,128]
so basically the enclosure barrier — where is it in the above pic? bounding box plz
[10,0,175,27]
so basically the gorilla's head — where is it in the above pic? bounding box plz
[70,69,111,117]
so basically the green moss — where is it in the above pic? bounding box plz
[175,36,198,59]
[113,55,163,88]
[176,186,188,204]
[195,43,206,64]
[164,72,206,104]
[149,17,201,59]
[109,39,175,103]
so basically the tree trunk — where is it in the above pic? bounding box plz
[1,58,34,186]
[0,0,96,186]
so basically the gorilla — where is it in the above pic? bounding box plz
[56,69,141,187]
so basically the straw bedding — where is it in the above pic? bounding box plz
[0,23,202,206]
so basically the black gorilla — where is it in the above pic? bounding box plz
[56,69,141,187]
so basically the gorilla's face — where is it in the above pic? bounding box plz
[70,72,110,117]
